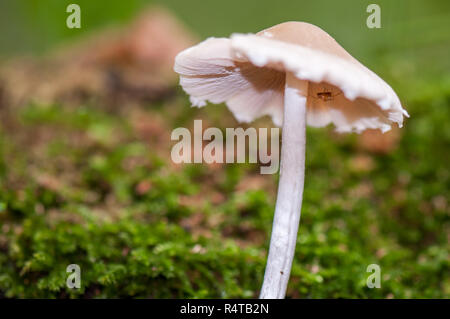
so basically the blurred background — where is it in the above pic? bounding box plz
[0,0,448,298]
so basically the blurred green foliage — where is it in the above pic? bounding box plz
[0,0,449,298]
[1,0,450,76]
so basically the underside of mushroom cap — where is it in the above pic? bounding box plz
[174,22,409,133]
[174,37,286,126]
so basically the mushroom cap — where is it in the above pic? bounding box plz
[174,22,409,133]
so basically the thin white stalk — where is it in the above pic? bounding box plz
[260,73,308,299]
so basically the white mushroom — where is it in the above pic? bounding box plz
[174,21,409,299]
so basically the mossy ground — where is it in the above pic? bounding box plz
[0,77,448,298]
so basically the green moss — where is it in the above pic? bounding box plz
[0,78,448,298]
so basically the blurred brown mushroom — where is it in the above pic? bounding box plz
[0,6,196,108]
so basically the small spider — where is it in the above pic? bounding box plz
[311,89,342,102]
[316,91,333,101]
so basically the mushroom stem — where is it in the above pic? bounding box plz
[260,73,308,299]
